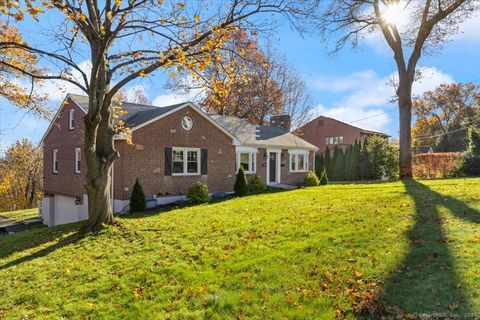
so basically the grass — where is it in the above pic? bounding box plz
[0,178,479,319]
[0,208,38,222]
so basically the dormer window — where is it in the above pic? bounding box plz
[69,109,75,130]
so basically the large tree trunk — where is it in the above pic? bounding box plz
[398,83,413,179]
[82,45,119,232]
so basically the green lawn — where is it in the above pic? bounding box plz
[1,179,479,319]
[0,208,38,222]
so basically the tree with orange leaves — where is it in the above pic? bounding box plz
[0,21,49,118]
[0,0,316,232]
[168,31,314,128]
[412,83,480,152]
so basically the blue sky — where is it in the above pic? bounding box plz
[1,8,479,150]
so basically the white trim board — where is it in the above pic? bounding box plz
[40,94,87,144]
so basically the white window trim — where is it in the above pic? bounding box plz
[69,109,75,130]
[289,150,309,173]
[172,147,201,176]
[74,148,81,174]
[53,149,58,173]
[237,151,257,174]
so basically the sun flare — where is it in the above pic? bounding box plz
[382,2,408,26]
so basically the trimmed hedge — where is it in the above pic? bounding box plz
[304,171,320,187]
[412,152,461,179]
[249,174,267,194]
[186,181,211,204]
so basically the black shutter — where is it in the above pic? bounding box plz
[201,149,208,175]
[165,147,172,176]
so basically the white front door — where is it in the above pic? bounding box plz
[266,151,281,185]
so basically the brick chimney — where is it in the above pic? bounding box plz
[270,113,291,132]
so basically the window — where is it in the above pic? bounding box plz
[74,148,81,173]
[53,149,58,173]
[290,151,308,172]
[172,148,200,175]
[237,151,256,174]
[324,136,344,145]
[69,109,75,130]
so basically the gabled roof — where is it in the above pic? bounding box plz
[68,94,185,128]
[302,115,390,137]
[41,94,238,144]
[210,115,318,151]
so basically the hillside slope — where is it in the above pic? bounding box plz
[1,179,479,319]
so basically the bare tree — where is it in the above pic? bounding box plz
[316,0,478,178]
[167,33,314,128]
[0,0,315,231]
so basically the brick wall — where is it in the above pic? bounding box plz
[43,98,86,198]
[114,106,236,200]
[300,116,364,154]
[244,148,313,186]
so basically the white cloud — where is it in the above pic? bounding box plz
[311,104,391,133]
[311,70,379,92]
[309,66,454,133]
[34,60,91,102]
[456,13,480,42]
[152,94,189,107]
[152,75,205,107]
[360,5,480,53]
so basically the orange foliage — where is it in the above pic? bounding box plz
[412,152,461,179]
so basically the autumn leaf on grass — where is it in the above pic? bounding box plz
[449,303,460,310]
[133,286,144,298]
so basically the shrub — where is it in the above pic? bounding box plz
[333,147,345,181]
[413,152,461,179]
[359,140,371,180]
[460,127,480,176]
[304,171,320,187]
[186,181,210,204]
[248,174,267,194]
[234,167,249,196]
[315,154,324,178]
[319,168,329,185]
[130,178,146,213]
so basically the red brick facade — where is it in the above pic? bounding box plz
[113,107,236,200]
[43,98,314,203]
[43,98,86,198]
[299,116,386,154]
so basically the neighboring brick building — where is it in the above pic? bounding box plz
[41,95,317,226]
[298,116,389,154]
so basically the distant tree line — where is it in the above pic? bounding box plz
[315,135,398,182]
[0,139,43,212]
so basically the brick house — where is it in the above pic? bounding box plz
[40,94,317,226]
[298,116,389,154]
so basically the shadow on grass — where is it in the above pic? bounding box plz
[371,180,479,317]
[0,222,83,269]
[122,186,289,219]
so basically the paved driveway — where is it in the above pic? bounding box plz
[0,216,27,233]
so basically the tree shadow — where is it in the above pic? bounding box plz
[122,186,290,219]
[0,222,83,267]
[373,179,479,317]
